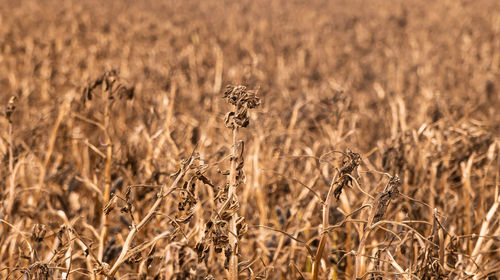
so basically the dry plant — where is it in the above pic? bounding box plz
[0,0,499,279]
[196,85,260,280]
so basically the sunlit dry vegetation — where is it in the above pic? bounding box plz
[1,0,499,279]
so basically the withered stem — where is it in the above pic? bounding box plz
[106,158,192,278]
[228,127,239,280]
[312,171,339,280]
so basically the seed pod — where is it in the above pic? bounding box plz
[6,96,17,122]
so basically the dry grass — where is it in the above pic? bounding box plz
[0,0,499,279]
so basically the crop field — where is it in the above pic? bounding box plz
[0,0,499,279]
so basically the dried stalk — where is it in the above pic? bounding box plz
[42,101,69,178]
[5,97,15,208]
[227,127,240,280]
[312,150,360,280]
[386,250,410,280]
[218,85,260,280]
[105,156,194,278]
[354,175,400,279]
[467,173,499,275]
[311,172,339,280]
[2,96,17,250]
[5,116,14,216]
[98,103,113,264]
[78,71,134,277]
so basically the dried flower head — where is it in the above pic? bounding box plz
[372,175,400,223]
[223,85,260,128]
[6,95,17,122]
[31,224,47,243]
[82,70,134,103]
[333,149,362,200]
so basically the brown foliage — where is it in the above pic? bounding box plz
[0,0,499,279]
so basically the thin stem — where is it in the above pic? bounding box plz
[228,127,239,280]
[6,122,14,216]
[312,171,339,280]
[98,103,113,264]
[106,157,192,278]
[1,122,16,256]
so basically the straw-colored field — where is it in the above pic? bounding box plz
[1,0,499,279]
